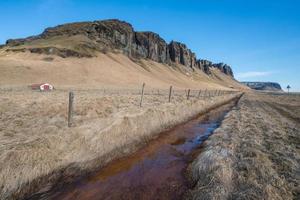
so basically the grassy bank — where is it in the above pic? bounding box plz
[185,92,300,200]
[0,89,241,200]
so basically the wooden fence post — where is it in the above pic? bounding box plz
[140,83,145,107]
[68,91,74,127]
[187,89,191,100]
[198,90,201,99]
[169,86,173,102]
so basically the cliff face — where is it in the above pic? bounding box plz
[134,31,170,63]
[168,41,197,68]
[212,63,234,77]
[242,82,282,91]
[5,19,234,77]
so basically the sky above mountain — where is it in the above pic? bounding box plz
[0,0,299,91]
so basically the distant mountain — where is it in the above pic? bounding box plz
[241,82,282,91]
[3,19,234,77]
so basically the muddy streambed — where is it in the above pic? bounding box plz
[43,100,237,200]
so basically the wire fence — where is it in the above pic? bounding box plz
[65,84,240,127]
[60,87,239,98]
[0,84,241,128]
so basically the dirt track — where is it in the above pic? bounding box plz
[186,92,300,200]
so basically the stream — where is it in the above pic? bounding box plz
[45,100,237,200]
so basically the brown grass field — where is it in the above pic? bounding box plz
[3,48,297,200]
[0,87,241,200]
[186,92,300,200]
[0,47,248,199]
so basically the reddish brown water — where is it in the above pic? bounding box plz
[43,101,237,200]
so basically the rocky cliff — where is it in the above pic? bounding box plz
[5,19,234,77]
[241,82,282,91]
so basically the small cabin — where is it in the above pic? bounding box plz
[30,83,54,91]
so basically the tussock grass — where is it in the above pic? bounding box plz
[185,92,300,200]
[0,89,241,200]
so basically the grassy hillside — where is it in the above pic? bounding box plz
[0,49,247,90]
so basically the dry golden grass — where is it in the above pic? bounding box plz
[186,92,300,200]
[0,45,247,199]
[0,87,241,200]
[0,50,247,91]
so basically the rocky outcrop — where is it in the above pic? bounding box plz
[241,82,282,91]
[212,63,234,77]
[7,20,136,56]
[196,60,213,74]
[5,19,234,77]
[134,31,170,63]
[5,47,93,58]
[168,41,197,68]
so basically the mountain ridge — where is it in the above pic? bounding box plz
[241,82,282,91]
[4,19,234,77]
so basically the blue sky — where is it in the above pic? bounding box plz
[0,0,299,91]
